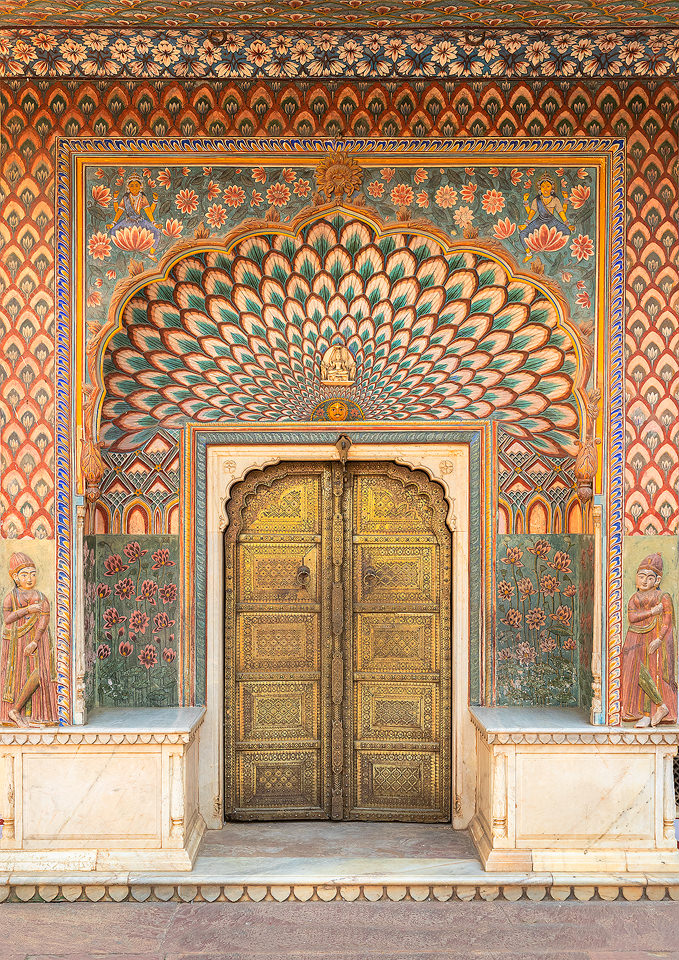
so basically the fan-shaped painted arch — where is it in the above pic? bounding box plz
[98,209,585,456]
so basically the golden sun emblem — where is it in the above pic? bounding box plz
[314,149,363,203]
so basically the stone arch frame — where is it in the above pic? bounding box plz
[53,136,624,726]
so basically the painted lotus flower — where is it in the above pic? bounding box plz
[497,648,514,661]
[129,610,150,634]
[88,232,111,260]
[206,203,227,228]
[528,539,551,557]
[526,607,546,630]
[112,226,156,253]
[539,573,560,597]
[91,184,111,207]
[497,580,514,600]
[501,608,522,628]
[434,185,457,208]
[97,643,111,660]
[501,547,523,566]
[548,550,572,573]
[163,647,177,664]
[517,577,536,598]
[137,579,158,604]
[104,554,128,576]
[266,183,290,206]
[481,188,505,215]
[151,548,175,569]
[153,611,175,631]
[114,577,135,600]
[96,583,111,599]
[124,541,147,562]
[525,224,568,253]
[102,215,580,458]
[138,644,158,669]
[223,185,246,208]
[175,188,199,214]
[163,218,183,238]
[563,637,576,651]
[569,185,590,209]
[119,639,134,657]
[159,583,177,604]
[391,183,414,206]
[551,604,573,626]
[103,607,126,628]
[570,233,594,261]
[516,641,537,665]
[540,634,557,652]
[493,217,516,239]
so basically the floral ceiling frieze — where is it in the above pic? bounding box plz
[1,29,678,79]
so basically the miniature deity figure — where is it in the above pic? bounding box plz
[106,174,161,259]
[518,176,575,263]
[621,553,677,727]
[0,553,58,727]
[321,344,356,385]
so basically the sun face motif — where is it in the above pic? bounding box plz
[314,149,363,203]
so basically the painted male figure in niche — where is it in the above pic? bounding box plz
[0,553,58,726]
[621,553,677,727]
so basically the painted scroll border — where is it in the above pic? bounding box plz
[55,135,624,723]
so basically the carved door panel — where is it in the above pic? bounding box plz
[225,465,332,819]
[225,461,451,822]
[345,464,451,822]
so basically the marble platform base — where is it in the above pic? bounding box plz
[0,708,206,873]
[470,707,679,874]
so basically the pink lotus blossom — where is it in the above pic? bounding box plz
[153,612,175,631]
[92,184,111,207]
[414,168,428,184]
[159,583,177,604]
[501,547,523,566]
[539,573,560,597]
[501,608,522,628]
[540,634,557,653]
[223,185,246,208]
[563,637,576,651]
[367,181,384,198]
[517,577,536,598]
[493,217,516,239]
[525,225,568,253]
[104,554,128,576]
[391,183,414,206]
[137,579,158,605]
[569,185,590,209]
[151,548,175,569]
[157,168,172,188]
[206,179,221,200]
[252,166,266,183]
[570,233,594,261]
[526,607,546,630]
[293,179,311,197]
[528,539,551,557]
[97,643,111,660]
[460,182,477,202]
[482,188,505,215]
[175,188,199,214]
[497,580,514,601]
[435,185,457,208]
[97,583,111,599]
[112,226,155,253]
[103,607,126,628]
[516,641,537,666]
[138,644,158,669]
[380,167,395,183]
[114,577,135,600]
[497,648,514,661]
[162,218,183,238]
[163,647,177,664]
[416,191,429,208]
[129,610,150,634]
[119,639,134,657]
[88,232,111,260]
[124,541,147,562]
[548,550,572,573]
[266,183,290,207]
[206,203,227,227]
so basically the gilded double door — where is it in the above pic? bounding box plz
[224,461,451,822]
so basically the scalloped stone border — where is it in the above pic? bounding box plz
[2,880,679,903]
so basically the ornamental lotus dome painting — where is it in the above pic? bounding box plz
[98,210,584,456]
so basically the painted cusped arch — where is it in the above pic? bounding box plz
[95,209,585,456]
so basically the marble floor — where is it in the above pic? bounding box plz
[204,821,479,860]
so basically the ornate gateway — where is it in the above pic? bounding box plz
[224,461,452,822]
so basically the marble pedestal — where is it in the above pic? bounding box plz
[469,707,679,873]
[0,708,205,872]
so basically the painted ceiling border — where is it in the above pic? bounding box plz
[2,28,679,79]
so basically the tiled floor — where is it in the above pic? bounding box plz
[3,899,679,959]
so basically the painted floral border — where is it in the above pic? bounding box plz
[2,29,679,79]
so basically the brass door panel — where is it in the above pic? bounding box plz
[346,463,450,822]
[225,460,451,822]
